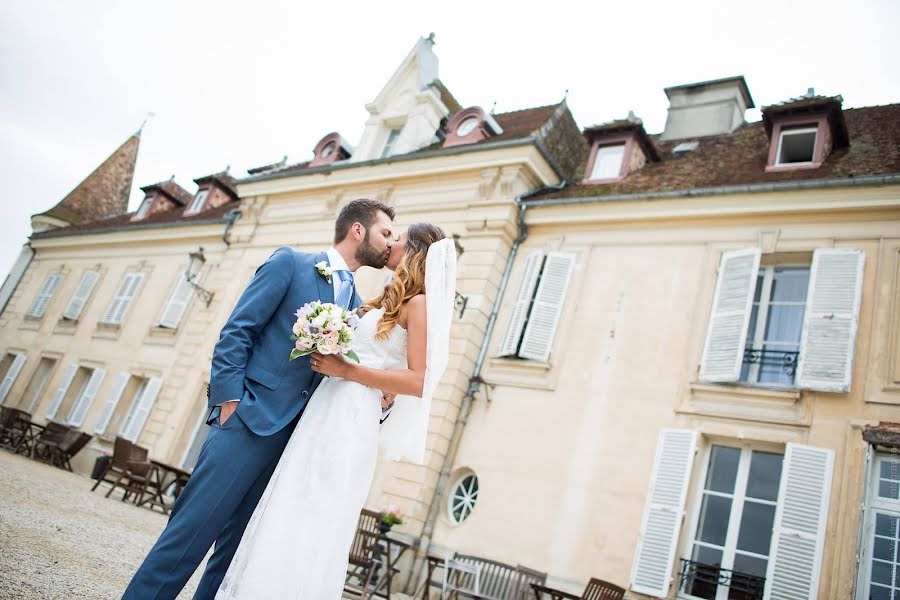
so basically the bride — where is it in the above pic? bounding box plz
[216,223,456,599]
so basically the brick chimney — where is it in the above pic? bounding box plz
[660,76,754,141]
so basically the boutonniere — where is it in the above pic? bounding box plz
[315,261,335,284]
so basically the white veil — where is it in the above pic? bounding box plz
[379,238,457,465]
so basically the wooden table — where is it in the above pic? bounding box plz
[369,532,411,599]
[138,459,191,513]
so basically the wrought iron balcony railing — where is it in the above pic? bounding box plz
[679,558,765,600]
[742,347,799,377]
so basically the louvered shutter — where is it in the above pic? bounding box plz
[66,368,106,427]
[103,273,144,325]
[26,274,63,318]
[46,364,78,419]
[497,251,544,356]
[158,271,194,328]
[630,429,698,597]
[699,248,761,382]
[795,249,865,392]
[62,271,100,320]
[121,377,162,442]
[94,372,129,434]
[0,353,27,405]
[518,252,576,361]
[764,443,834,600]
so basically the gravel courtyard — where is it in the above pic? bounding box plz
[0,450,205,599]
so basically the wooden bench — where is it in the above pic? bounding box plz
[420,552,546,600]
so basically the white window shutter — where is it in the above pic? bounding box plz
[796,249,865,393]
[158,271,194,328]
[630,429,698,597]
[66,368,106,427]
[764,443,834,600]
[121,377,162,442]
[497,251,544,357]
[0,353,27,405]
[26,274,63,318]
[103,273,144,325]
[46,364,78,420]
[699,248,761,382]
[518,252,576,361]
[62,271,100,320]
[94,372,129,434]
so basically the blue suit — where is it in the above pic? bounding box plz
[123,247,362,600]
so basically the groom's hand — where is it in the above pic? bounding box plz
[381,393,396,411]
[219,400,239,425]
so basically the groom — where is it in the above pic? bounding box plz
[123,199,396,600]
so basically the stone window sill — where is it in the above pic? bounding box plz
[93,322,121,340]
[484,356,557,390]
[145,325,178,346]
[678,381,809,427]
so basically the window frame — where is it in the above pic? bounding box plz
[447,471,479,525]
[186,189,209,214]
[582,132,635,183]
[133,196,154,220]
[774,126,818,166]
[765,114,829,172]
[380,127,403,158]
[858,454,900,600]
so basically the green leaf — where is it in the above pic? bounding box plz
[345,350,360,363]
[290,335,298,341]
[290,349,313,360]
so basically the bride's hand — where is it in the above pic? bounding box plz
[310,352,349,378]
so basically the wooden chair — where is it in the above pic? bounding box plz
[344,508,383,599]
[510,565,547,600]
[531,577,625,600]
[0,408,35,453]
[420,553,545,600]
[33,425,91,471]
[30,421,71,460]
[91,437,152,501]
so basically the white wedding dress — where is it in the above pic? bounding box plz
[216,239,456,600]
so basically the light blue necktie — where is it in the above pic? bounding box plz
[335,269,355,310]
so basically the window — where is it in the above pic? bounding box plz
[26,274,63,319]
[158,270,195,329]
[62,270,100,320]
[496,251,576,362]
[448,472,478,525]
[682,445,783,600]
[46,364,106,427]
[739,265,810,387]
[187,189,209,214]
[0,352,27,406]
[180,389,212,470]
[588,143,626,180]
[20,356,57,413]
[775,127,817,165]
[381,128,402,158]
[101,272,144,326]
[699,248,864,393]
[134,196,153,220]
[860,455,900,600]
[94,373,162,441]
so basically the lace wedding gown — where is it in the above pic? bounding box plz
[216,307,408,600]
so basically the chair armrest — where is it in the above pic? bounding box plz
[126,460,153,476]
[531,583,580,600]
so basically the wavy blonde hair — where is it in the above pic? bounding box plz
[362,223,447,340]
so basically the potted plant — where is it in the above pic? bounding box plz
[380,504,404,534]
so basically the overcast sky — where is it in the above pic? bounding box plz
[1,0,898,277]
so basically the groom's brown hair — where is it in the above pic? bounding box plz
[334,199,395,244]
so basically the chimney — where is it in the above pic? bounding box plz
[660,76,754,141]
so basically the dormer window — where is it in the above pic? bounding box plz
[381,128,402,158]
[187,189,209,214]
[775,126,817,165]
[441,107,503,148]
[309,132,353,167]
[133,197,153,220]
[589,143,626,180]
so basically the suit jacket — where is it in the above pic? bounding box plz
[208,247,362,436]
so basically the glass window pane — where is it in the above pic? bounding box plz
[746,451,783,501]
[880,480,900,501]
[736,501,776,556]
[705,446,740,493]
[763,305,806,345]
[876,514,899,538]
[874,536,896,562]
[869,584,892,600]
[871,559,893,585]
[881,460,900,482]
[696,494,732,546]
[769,268,810,302]
[730,554,768,600]
[753,272,764,302]
[688,546,723,600]
[757,344,797,386]
[778,129,817,164]
[590,144,625,179]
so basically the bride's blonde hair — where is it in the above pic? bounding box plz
[362,223,447,340]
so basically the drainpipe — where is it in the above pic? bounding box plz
[222,208,242,247]
[405,180,568,593]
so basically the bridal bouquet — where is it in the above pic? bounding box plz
[290,301,360,363]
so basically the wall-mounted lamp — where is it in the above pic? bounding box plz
[454,291,469,319]
[186,247,215,306]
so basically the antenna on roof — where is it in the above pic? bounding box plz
[490,100,497,114]
[426,32,436,44]
[563,89,569,101]
[137,112,156,135]
[168,174,175,181]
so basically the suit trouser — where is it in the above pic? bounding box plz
[122,412,298,600]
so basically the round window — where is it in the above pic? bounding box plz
[447,472,479,524]
[320,141,337,158]
[456,116,479,137]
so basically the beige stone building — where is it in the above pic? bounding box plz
[2,38,899,600]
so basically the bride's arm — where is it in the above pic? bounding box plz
[311,295,427,397]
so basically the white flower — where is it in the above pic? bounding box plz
[315,261,335,283]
